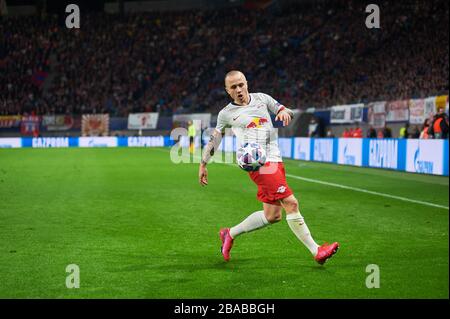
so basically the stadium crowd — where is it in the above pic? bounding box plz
[0,0,448,117]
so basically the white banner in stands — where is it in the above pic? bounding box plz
[406,139,444,175]
[368,101,386,128]
[79,137,117,147]
[338,138,362,166]
[127,113,159,130]
[424,97,437,119]
[408,99,426,124]
[386,100,409,122]
[293,137,311,161]
[330,105,350,123]
[330,104,364,123]
[350,104,364,122]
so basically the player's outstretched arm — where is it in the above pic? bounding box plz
[275,108,294,126]
[199,129,223,186]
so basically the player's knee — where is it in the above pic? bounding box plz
[283,198,299,213]
[268,213,282,223]
[274,212,282,223]
[265,211,282,223]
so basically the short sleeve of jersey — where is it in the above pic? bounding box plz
[257,93,284,115]
[215,110,229,133]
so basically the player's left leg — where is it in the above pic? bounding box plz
[220,204,282,261]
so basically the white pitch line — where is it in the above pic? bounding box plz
[158,148,448,210]
[225,160,448,210]
[285,174,449,210]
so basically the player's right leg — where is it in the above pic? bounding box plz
[281,195,339,265]
[220,204,282,261]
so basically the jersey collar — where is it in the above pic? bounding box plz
[231,94,252,106]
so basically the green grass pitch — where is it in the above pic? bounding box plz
[0,147,448,298]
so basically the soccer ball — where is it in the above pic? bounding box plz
[236,142,267,171]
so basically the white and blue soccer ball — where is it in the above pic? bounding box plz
[236,142,267,171]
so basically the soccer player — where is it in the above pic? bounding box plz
[198,70,339,265]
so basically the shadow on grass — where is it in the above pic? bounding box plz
[106,252,343,275]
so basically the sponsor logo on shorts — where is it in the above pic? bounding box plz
[277,186,286,193]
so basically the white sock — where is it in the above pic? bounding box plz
[286,212,319,256]
[229,210,270,238]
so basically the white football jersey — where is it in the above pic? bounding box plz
[215,92,285,162]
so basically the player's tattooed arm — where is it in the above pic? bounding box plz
[200,130,223,166]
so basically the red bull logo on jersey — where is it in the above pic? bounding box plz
[246,117,268,128]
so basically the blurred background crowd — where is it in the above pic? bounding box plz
[1,0,448,118]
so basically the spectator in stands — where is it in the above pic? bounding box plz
[377,129,384,138]
[326,128,335,138]
[342,128,350,138]
[347,127,354,138]
[399,123,409,138]
[420,119,431,139]
[382,125,392,138]
[0,1,448,118]
[308,117,319,137]
[353,125,363,138]
[428,107,449,139]
[367,126,377,138]
[411,125,421,138]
